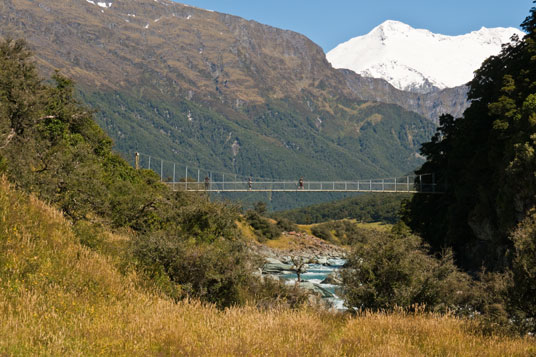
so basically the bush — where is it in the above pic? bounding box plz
[341,231,474,313]
[507,213,536,333]
[73,220,105,250]
[246,211,281,241]
[133,231,257,308]
[276,217,298,232]
[311,224,333,242]
[246,278,309,309]
[311,220,379,246]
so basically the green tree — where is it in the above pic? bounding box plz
[403,3,536,333]
[404,6,536,271]
[0,38,41,136]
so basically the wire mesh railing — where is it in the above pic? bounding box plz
[165,176,439,193]
[133,152,441,193]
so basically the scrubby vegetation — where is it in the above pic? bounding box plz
[275,193,408,224]
[342,227,473,312]
[1,5,536,350]
[0,179,533,355]
[310,219,386,245]
[245,204,283,242]
[0,37,301,309]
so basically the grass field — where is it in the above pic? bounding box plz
[0,179,534,355]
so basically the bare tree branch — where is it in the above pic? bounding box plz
[0,128,16,149]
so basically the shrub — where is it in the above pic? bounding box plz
[507,212,536,333]
[276,217,298,232]
[73,220,105,250]
[132,231,256,308]
[311,224,333,242]
[246,278,309,309]
[311,220,378,245]
[341,231,474,313]
[246,211,281,241]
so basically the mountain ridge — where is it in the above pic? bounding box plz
[340,70,470,123]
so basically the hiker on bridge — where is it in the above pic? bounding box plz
[248,177,252,190]
[204,176,210,190]
[298,177,304,190]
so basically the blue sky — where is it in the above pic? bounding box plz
[175,1,533,52]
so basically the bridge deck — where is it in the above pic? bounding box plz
[164,180,438,193]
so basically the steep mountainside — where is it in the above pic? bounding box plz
[340,70,470,123]
[328,20,524,93]
[0,0,435,196]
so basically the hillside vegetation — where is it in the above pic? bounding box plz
[0,37,297,309]
[274,193,409,224]
[1,178,534,355]
[404,5,536,334]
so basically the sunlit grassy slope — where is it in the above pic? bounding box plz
[299,220,392,233]
[0,178,534,355]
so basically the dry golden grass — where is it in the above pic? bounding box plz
[236,219,258,242]
[264,234,295,250]
[0,179,534,356]
[353,221,393,232]
[300,221,392,238]
[297,224,313,235]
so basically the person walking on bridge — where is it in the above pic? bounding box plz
[248,177,252,190]
[204,176,210,190]
[298,177,304,190]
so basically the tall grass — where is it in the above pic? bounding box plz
[0,178,534,355]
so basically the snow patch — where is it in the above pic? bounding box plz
[327,20,524,92]
[85,0,112,9]
[232,140,240,157]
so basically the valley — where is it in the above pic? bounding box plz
[0,0,535,354]
[1,0,436,196]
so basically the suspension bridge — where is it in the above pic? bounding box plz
[134,152,440,194]
[165,177,437,193]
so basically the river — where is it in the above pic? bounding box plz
[265,258,346,310]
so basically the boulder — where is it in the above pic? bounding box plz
[320,273,342,285]
[281,256,292,264]
[297,282,334,298]
[316,257,328,265]
[327,258,346,267]
[265,257,283,265]
[262,263,293,273]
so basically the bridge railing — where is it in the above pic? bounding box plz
[135,152,441,193]
[165,177,439,193]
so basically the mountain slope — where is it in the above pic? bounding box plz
[340,70,470,123]
[0,0,435,204]
[327,20,524,93]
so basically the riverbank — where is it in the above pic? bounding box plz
[249,231,348,309]
[250,231,347,262]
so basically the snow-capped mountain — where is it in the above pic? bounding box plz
[327,20,525,93]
